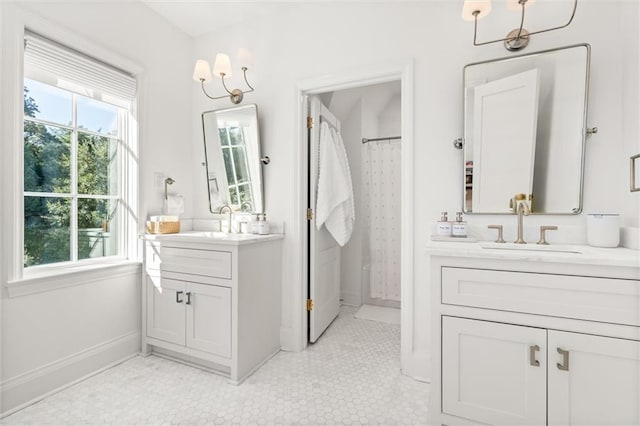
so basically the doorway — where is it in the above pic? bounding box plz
[306,80,403,343]
[292,61,414,372]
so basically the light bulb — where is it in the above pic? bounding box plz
[192,59,212,82]
[213,53,233,78]
[462,0,493,21]
[507,0,537,11]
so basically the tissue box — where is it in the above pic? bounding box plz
[146,220,180,234]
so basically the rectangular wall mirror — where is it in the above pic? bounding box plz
[463,44,590,214]
[202,104,264,213]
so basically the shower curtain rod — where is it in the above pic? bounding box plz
[362,136,401,144]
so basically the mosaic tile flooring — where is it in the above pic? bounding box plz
[2,306,430,425]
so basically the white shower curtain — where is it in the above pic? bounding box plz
[363,139,401,301]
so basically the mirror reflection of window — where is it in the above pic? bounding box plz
[218,123,253,206]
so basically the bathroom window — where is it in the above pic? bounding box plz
[22,31,137,270]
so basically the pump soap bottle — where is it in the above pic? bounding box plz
[258,213,270,235]
[452,211,467,238]
[437,212,452,236]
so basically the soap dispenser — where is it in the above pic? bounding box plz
[251,213,261,234]
[452,212,467,238]
[258,213,270,235]
[437,212,452,236]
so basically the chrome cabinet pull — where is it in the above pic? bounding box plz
[529,344,540,367]
[186,292,192,305]
[557,348,570,371]
[176,291,184,304]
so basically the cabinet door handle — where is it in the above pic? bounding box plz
[529,344,540,367]
[186,292,192,305]
[176,291,184,304]
[557,348,570,371]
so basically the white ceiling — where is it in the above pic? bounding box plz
[140,1,445,38]
[141,1,286,38]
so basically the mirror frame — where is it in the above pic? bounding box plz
[202,103,265,214]
[461,44,591,215]
[632,153,640,192]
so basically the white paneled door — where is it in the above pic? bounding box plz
[548,330,640,426]
[442,316,547,426]
[146,277,186,345]
[185,283,231,358]
[308,96,341,343]
[471,68,540,212]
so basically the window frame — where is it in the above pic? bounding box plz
[5,21,142,284]
[22,83,126,269]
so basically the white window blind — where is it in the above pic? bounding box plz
[24,30,137,105]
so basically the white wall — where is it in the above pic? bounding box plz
[0,1,193,414]
[191,0,639,380]
[337,101,363,306]
[379,95,401,137]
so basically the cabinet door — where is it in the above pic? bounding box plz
[548,330,640,426]
[185,283,231,358]
[442,316,547,425]
[146,276,186,345]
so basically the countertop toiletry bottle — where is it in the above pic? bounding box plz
[437,212,452,236]
[251,213,261,234]
[258,213,270,235]
[452,212,467,238]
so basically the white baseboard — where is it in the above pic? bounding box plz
[340,290,361,307]
[1,331,140,418]
[401,352,431,384]
[279,326,299,352]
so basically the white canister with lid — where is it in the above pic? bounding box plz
[587,214,620,248]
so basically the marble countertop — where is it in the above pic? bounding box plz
[426,240,640,269]
[141,231,284,246]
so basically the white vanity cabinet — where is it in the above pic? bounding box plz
[142,233,283,384]
[146,277,231,357]
[429,249,640,426]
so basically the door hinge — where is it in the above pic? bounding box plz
[307,299,314,311]
[306,208,313,221]
[307,116,313,129]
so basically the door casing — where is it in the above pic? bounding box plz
[291,60,416,376]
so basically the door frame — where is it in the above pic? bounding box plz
[291,59,414,359]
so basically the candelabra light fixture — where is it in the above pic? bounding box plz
[462,0,578,51]
[193,53,254,104]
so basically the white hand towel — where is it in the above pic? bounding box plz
[324,127,355,246]
[315,122,355,247]
[163,194,184,216]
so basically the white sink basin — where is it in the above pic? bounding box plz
[479,242,583,254]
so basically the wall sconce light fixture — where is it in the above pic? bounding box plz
[193,53,254,104]
[462,0,578,51]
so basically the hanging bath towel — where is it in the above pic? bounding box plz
[315,122,355,246]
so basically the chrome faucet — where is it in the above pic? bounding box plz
[511,194,531,244]
[218,204,233,233]
[240,201,253,213]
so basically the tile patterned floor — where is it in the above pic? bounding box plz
[2,307,430,425]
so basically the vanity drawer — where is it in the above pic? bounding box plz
[442,267,640,327]
[161,246,232,279]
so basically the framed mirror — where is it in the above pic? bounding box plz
[202,104,264,213]
[463,44,590,214]
[632,154,640,192]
